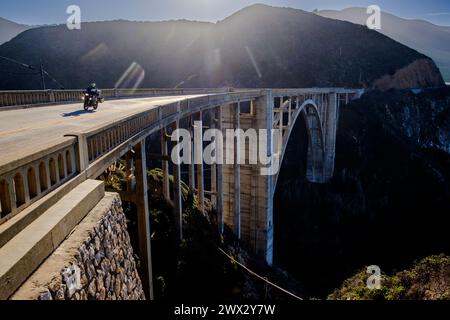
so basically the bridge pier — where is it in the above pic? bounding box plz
[160,128,170,200]
[216,106,225,233]
[188,116,196,191]
[195,111,205,215]
[234,102,241,239]
[134,140,154,300]
[220,92,275,265]
[323,93,338,180]
[171,121,183,240]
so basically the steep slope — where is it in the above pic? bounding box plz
[274,88,450,297]
[329,255,450,300]
[0,17,30,45]
[318,7,450,81]
[0,4,444,90]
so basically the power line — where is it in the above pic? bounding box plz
[0,55,64,89]
[0,55,36,70]
[42,69,65,89]
[2,72,40,76]
[218,247,303,301]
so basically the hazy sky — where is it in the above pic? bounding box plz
[2,0,450,26]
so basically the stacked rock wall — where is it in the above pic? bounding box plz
[12,192,145,300]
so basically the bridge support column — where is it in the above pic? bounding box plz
[253,91,275,266]
[171,121,183,240]
[188,116,195,191]
[210,112,218,213]
[221,104,236,234]
[134,140,154,300]
[220,92,275,266]
[194,112,204,215]
[323,92,338,180]
[305,105,326,183]
[234,102,241,239]
[161,128,170,200]
[217,106,224,233]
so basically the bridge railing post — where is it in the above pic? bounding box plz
[48,90,55,103]
[65,133,89,173]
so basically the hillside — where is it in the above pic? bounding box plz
[0,17,30,45]
[317,7,450,81]
[329,255,450,300]
[274,87,450,297]
[0,4,444,90]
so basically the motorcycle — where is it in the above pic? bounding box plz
[82,90,104,111]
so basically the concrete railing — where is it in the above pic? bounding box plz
[0,88,233,108]
[0,139,78,224]
[79,91,267,169]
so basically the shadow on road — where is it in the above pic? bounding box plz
[61,110,96,117]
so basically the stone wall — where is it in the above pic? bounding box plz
[12,192,145,300]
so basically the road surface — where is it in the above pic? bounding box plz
[0,95,203,169]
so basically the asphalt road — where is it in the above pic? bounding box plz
[0,95,203,168]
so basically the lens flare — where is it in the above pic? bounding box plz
[115,62,145,91]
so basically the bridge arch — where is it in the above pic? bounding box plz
[274,99,326,194]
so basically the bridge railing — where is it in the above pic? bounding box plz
[83,91,265,167]
[0,88,233,108]
[0,138,78,225]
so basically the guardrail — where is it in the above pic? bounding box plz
[0,88,233,108]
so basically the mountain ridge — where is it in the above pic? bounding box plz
[0,17,30,45]
[317,7,450,81]
[0,4,444,90]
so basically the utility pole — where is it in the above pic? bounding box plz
[40,61,46,90]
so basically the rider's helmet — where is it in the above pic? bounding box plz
[91,83,97,88]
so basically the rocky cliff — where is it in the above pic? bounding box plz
[373,59,444,91]
[274,88,450,298]
[329,255,450,300]
[12,193,145,300]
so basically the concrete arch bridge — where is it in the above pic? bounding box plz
[0,87,362,299]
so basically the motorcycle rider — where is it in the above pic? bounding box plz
[86,83,99,97]
[83,82,102,110]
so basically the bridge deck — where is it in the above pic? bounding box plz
[0,95,203,170]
